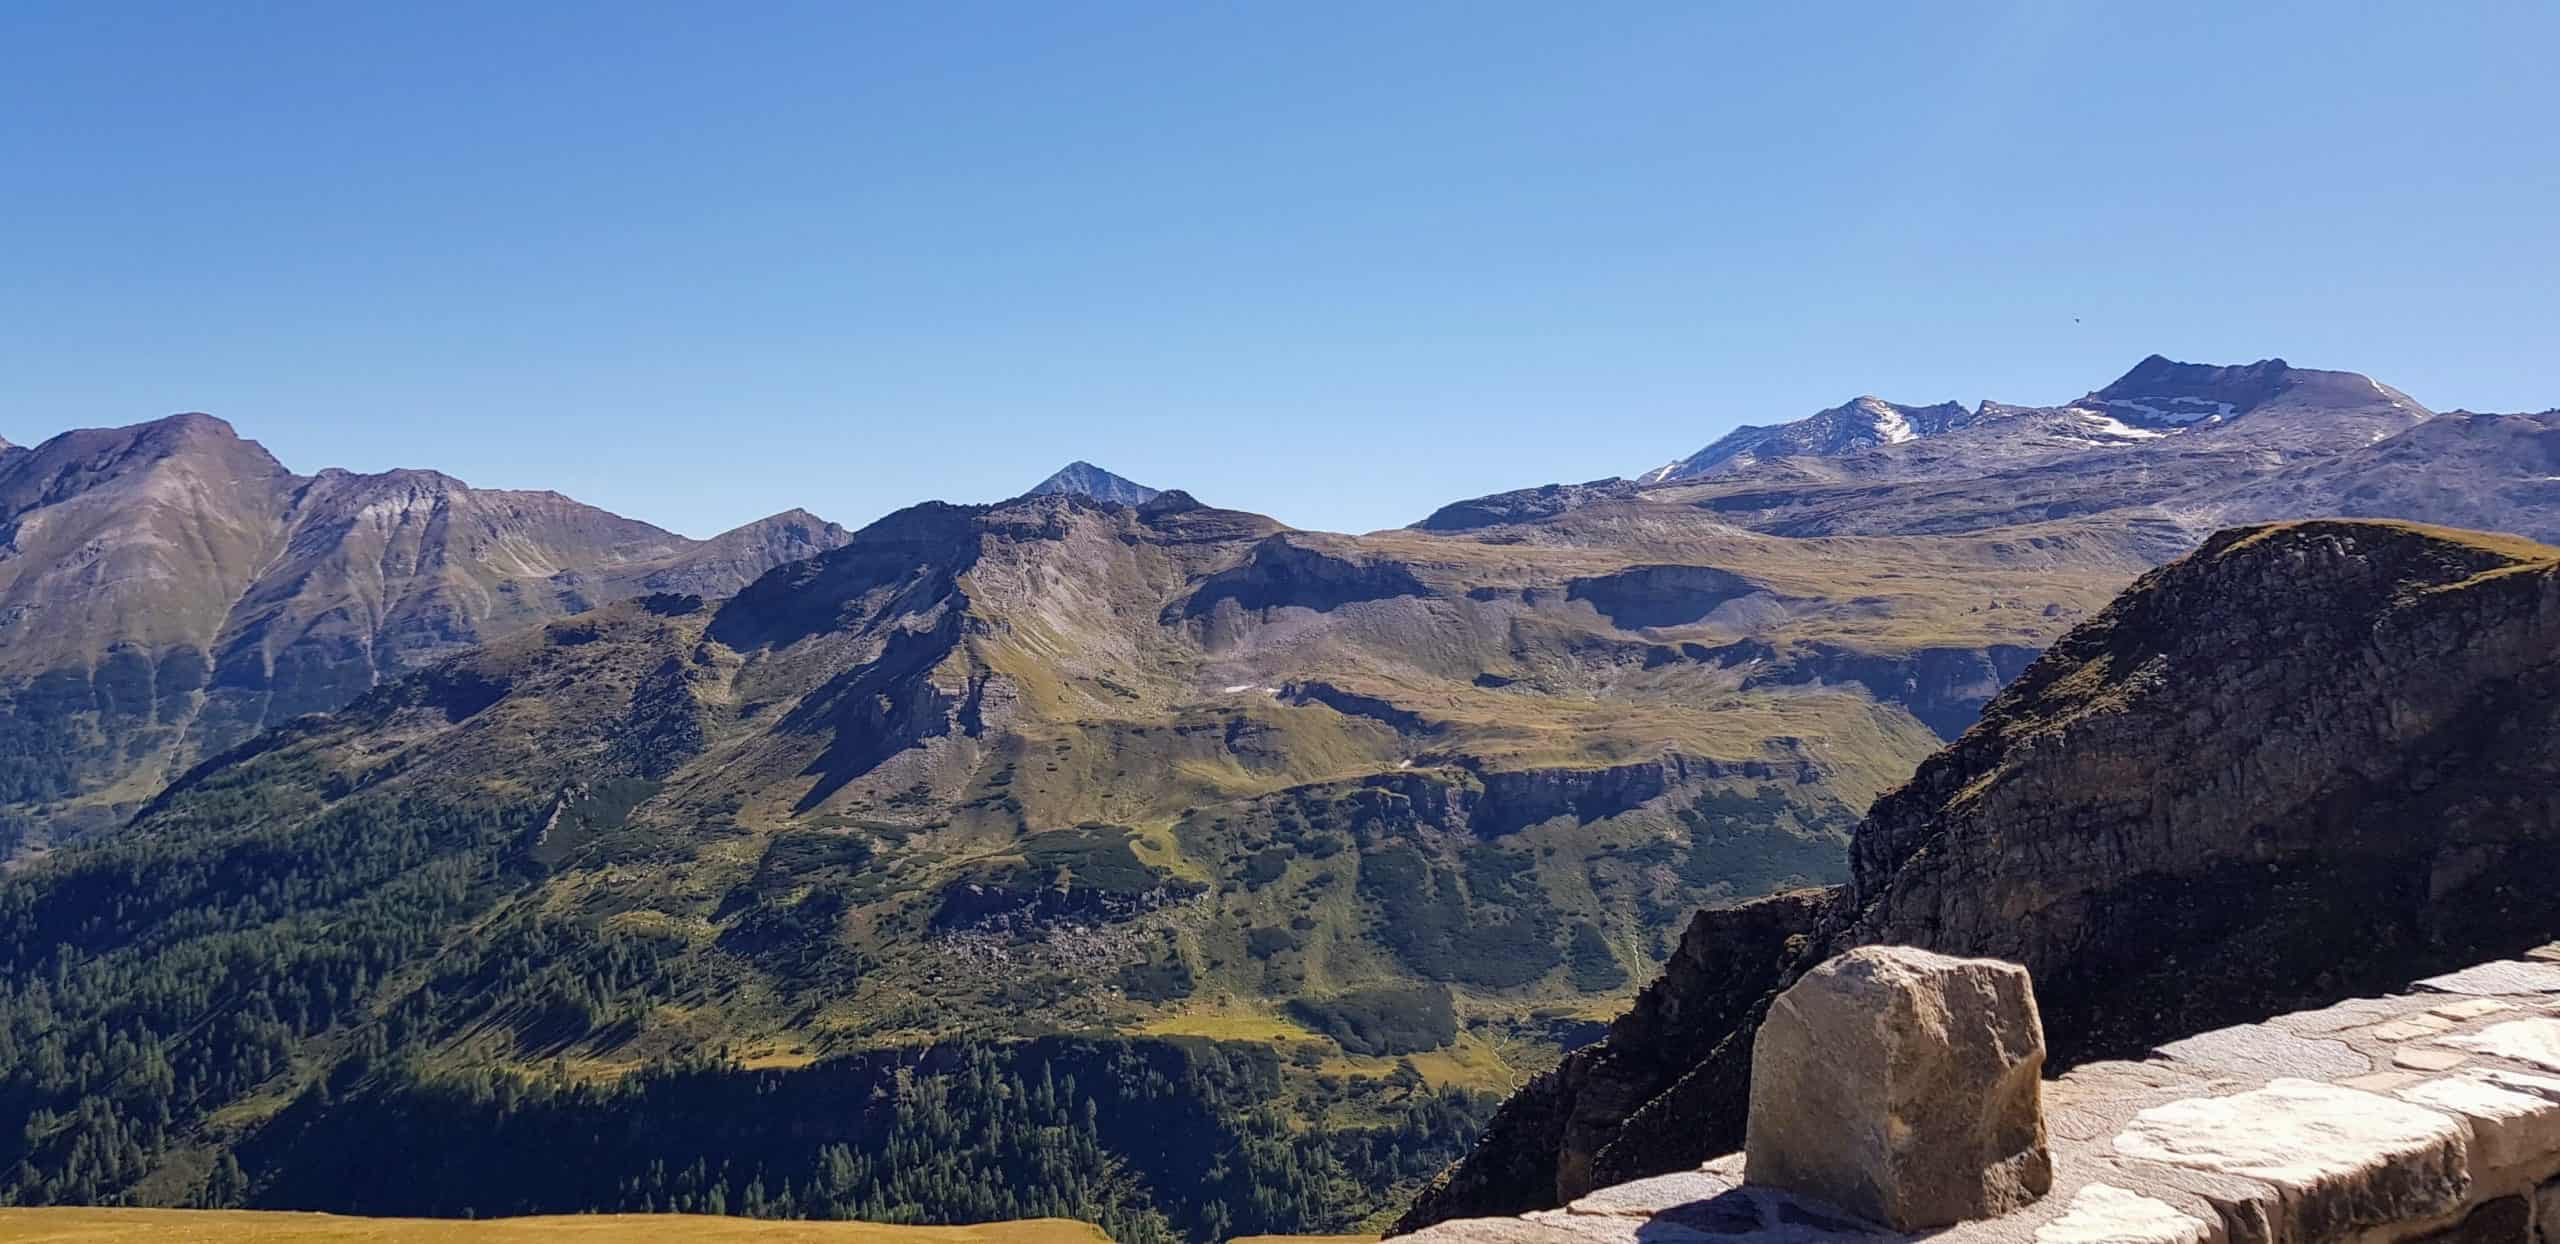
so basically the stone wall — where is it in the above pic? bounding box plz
[1397,950,2560,1244]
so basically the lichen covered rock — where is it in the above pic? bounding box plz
[1746,946,2051,1229]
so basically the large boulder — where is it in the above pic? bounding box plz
[1745,946,2053,1229]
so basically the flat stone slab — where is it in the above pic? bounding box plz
[1401,1218,1666,1243]
[2367,1015,2460,1042]
[2111,1078,2467,1242]
[2396,1047,2471,1072]
[2393,1074,2560,1171]
[2045,1061,2220,1144]
[2269,996,2405,1036]
[1403,1215,1689,1242]
[2031,1184,2214,1244]
[2414,962,2560,996]
[2153,1023,2368,1080]
[2440,1018,2560,1073]
[1566,1168,1745,1219]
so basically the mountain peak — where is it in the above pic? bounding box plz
[1639,396,1971,483]
[1025,461,1161,505]
[144,410,241,435]
[2077,355,2425,430]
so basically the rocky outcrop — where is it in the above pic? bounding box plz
[1282,679,1442,736]
[1464,754,1810,838]
[1469,759,1686,838]
[1399,520,2560,1231]
[1413,478,1641,532]
[1748,642,2042,741]
[1565,564,1768,630]
[1175,535,1432,620]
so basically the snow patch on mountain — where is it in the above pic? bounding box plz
[2092,395,2236,425]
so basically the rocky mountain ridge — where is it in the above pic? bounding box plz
[1398,518,2560,1230]
[1427,358,2560,569]
[1634,356,2434,489]
[0,412,850,834]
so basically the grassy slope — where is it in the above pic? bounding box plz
[0,1210,1106,1243]
[0,493,2168,1230]
[110,497,2160,1083]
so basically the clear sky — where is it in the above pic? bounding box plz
[4,3,2553,537]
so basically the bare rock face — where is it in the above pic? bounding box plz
[1746,946,2051,1229]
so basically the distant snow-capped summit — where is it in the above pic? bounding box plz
[1638,357,2434,486]
[1639,396,1972,484]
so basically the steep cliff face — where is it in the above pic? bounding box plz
[1398,519,2560,1232]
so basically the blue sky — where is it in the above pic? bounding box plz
[4,2,2553,537]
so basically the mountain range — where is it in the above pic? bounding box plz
[0,414,849,840]
[1635,354,2434,487]
[1,354,2556,1237]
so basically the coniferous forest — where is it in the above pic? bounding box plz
[0,774,1495,1241]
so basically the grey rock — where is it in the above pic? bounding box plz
[2155,1024,2368,1081]
[2417,963,2560,997]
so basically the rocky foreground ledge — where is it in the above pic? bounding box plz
[1400,948,2560,1244]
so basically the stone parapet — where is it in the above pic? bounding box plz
[1396,950,2560,1244]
